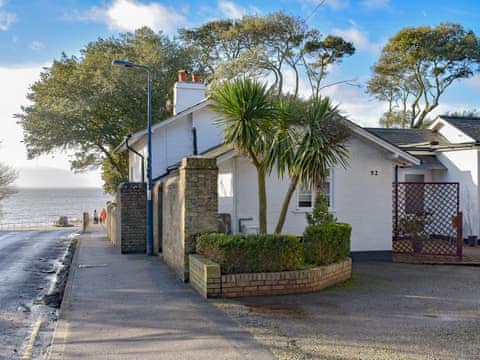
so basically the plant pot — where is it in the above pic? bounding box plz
[412,240,423,253]
[468,235,477,247]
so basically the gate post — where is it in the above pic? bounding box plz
[457,211,463,260]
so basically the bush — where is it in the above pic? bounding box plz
[196,233,304,274]
[303,223,351,265]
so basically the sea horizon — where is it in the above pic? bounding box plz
[0,188,112,226]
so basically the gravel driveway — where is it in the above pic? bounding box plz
[214,261,480,360]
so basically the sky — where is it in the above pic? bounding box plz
[1,0,480,188]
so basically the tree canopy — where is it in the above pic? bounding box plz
[17,27,197,193]
[367,23,480,128]
[180,12,355,98]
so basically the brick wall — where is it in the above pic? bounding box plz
[106,200,118,246]
[117,182,146,254]
[393,254,460,264]
[221,258,352,297]
[152,181,162,255]
[189,254,221,298]
[188,256,352,298]
[162,157,219,281]
[162,176,183,276]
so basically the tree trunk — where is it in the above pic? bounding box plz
[257,166,268,234]
[274,175,298,234]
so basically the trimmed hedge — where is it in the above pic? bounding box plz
[196,233,304,274]
[303,223,351,265]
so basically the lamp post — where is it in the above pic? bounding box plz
[113,59,153,256]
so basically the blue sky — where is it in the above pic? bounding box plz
[1,0,480,187]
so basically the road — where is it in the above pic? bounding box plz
[0,229,76,360]
[215,261,480,360]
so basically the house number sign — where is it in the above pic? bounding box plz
[370,170,379,176]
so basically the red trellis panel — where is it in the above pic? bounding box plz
[393,182,462,259]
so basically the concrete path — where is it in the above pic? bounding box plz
[48,226,274,359]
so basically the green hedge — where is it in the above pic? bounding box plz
[303,223,351,265]
[196,233,304,274]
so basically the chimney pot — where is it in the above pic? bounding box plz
[192,73,201,83]
[178,69,188,82]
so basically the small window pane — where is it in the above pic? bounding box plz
[298,185,313,208]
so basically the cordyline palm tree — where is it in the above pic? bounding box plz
[266,96,350,234]
[211,78,276,234]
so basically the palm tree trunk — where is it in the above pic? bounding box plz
[274,175,298,234]
[257,167,268,234]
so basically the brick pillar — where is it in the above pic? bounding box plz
[162,157,218,281]
[118,182,146,254]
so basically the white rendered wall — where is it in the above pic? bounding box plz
[435,121,475,144]
[130,114,194,180]
[219,136,395,251]
[192,107,224,153]
[435,149,479,236]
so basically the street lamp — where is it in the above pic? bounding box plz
[113,59,153,256]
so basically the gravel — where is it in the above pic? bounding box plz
[213,261,480,359]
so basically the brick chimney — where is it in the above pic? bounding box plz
[173,70,205,115]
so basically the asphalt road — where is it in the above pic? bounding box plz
[214,261,480,360]
[0,229,76,360]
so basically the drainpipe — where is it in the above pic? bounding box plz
[394,165,399,238]
[192,127,198,155]
[125,134,145,184]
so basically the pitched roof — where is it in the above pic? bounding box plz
[365,128,450,151]
[438,115,480,142]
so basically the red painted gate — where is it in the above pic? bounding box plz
[393,182,463,260]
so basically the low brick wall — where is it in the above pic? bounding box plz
[393,254,460,264]
[189,255,221,298]
[189,255,351,298]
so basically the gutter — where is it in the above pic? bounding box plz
[125,134,145,184]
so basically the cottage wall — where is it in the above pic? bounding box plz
[218,136,395,252]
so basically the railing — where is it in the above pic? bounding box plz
[0,219,82,231]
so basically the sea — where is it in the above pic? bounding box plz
[0,188,112,226]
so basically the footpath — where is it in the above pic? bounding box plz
[48,225,274,359]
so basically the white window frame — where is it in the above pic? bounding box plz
[295,170,333,212]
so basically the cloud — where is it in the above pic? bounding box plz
[78,0,187,33]
[0,1,17,31]
[332,27,381,53]
[218,1,259,19]
[361,0,390,10]
[28,41,45,51]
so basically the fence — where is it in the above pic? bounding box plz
[393,182,462,259]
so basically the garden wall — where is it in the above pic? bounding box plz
[106,201,118,246]
[161,157,219,281]
[189,254,351,298]
[117,182,146,253]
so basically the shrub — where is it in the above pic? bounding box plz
[303,223,351,265]
[196,233,304,274]
[306,192,337,226]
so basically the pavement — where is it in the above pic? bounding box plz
[48,225,274,360]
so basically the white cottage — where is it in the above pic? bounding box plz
[117,72,419,255]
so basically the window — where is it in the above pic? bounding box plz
[297,171,332,210]
[297,185,314,208]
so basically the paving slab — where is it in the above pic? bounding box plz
[48,226,274,360]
